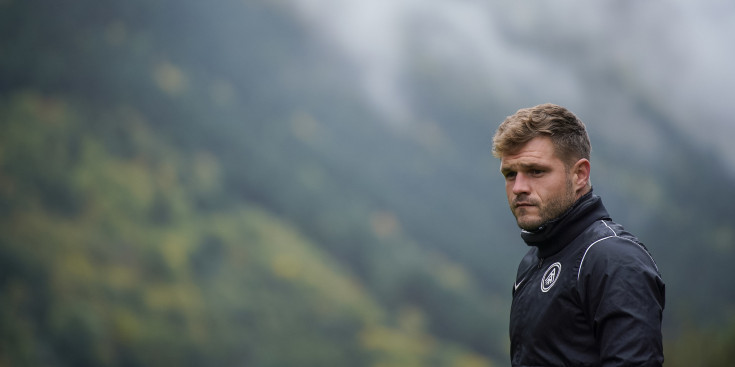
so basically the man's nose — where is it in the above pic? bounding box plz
[512,173,531,195]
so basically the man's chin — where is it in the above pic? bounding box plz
[516,216,544,231]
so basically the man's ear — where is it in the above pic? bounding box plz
[572,158,591,193]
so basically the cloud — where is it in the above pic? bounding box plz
[288,0,735,166]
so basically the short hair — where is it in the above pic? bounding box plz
[492,103,590,166]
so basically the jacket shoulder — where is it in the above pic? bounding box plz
[576,220,660,279]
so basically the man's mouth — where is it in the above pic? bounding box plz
[513,200,536,209]
[515,204,533,211]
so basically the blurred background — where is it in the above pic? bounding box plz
[1,0,734,365]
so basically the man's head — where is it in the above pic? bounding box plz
[492,103,592,231]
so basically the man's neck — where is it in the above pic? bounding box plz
[520,190,610,258]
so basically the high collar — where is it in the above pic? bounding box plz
[520,189,611,258]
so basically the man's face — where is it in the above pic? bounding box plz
[500,136,577,231]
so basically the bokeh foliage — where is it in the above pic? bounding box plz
[1,0,734,366]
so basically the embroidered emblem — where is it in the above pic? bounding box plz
[540,262,562,292]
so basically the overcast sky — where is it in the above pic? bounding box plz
[287,0,735,170]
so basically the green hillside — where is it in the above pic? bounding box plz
[0,93,497,366]
[2,0,735,365]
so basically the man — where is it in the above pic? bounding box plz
[492,103,665,366]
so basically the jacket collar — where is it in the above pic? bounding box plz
[520,189,611,258]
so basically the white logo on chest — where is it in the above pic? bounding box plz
[540,262,562,292]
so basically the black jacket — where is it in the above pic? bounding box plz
[510,191,665,366]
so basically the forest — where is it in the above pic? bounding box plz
[1,0,734,366]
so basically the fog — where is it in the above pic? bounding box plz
[289,0,735,169]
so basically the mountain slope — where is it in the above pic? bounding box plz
[2,0,735,366]
[0,92,499,366]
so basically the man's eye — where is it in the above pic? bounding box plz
[531,169,544,175]
[504,172,517,179]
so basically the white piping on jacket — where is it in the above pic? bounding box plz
[577,220,659,281]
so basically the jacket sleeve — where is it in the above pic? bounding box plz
[577,236,665,366]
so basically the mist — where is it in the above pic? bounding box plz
[3,0,735,365]
[289,0,735,169]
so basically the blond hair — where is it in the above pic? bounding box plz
[492,103,590,167]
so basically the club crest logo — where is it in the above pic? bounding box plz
[540,262,562,292]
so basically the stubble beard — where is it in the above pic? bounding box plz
[513,178,577,231]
